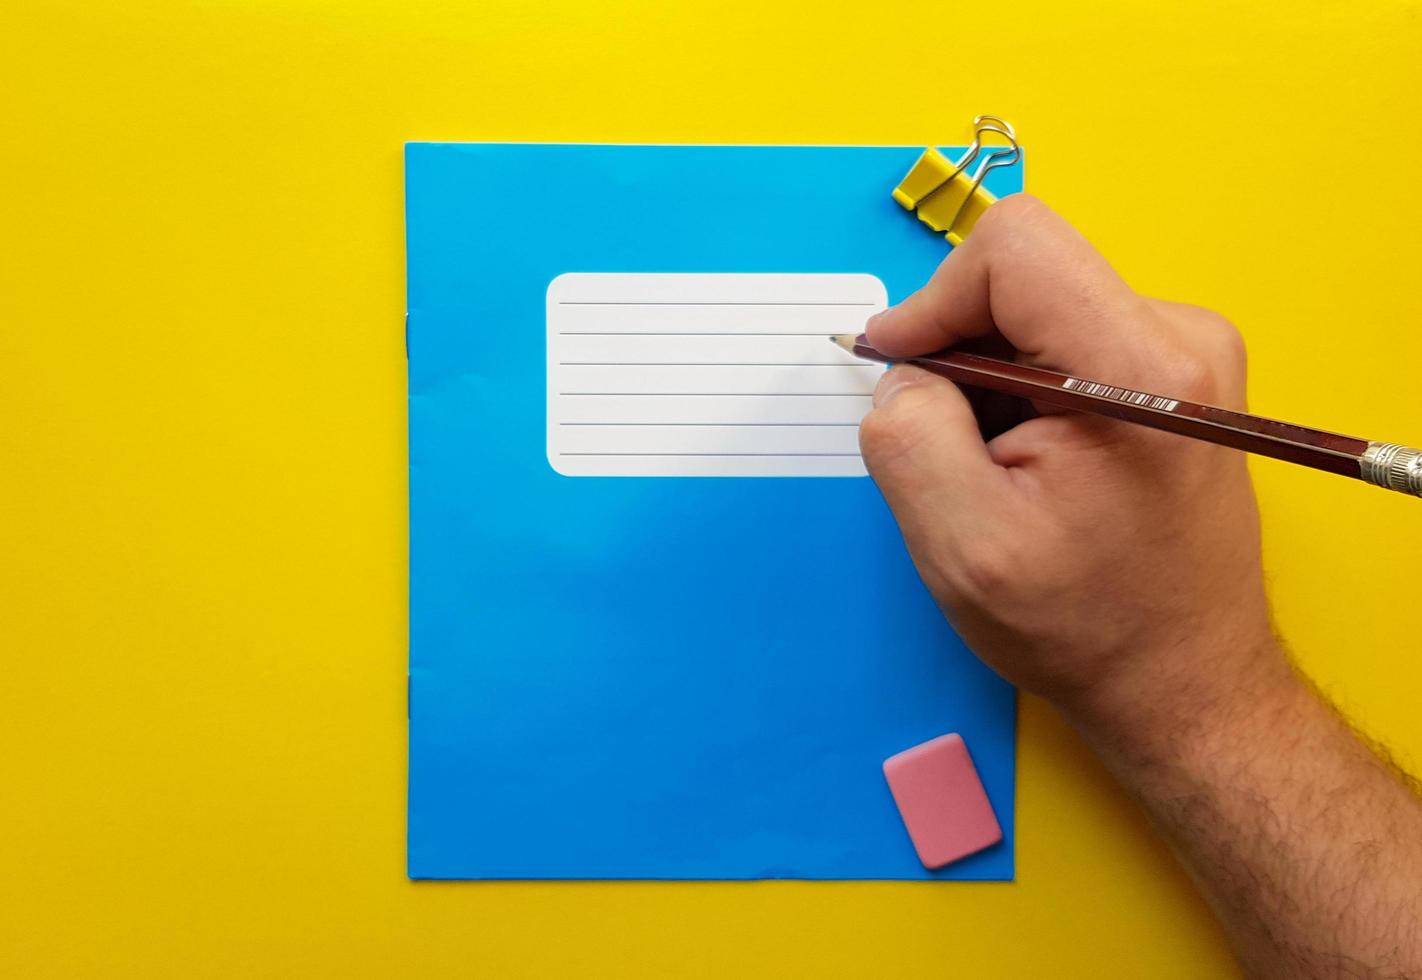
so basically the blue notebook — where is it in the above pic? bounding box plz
[406,142,1022,880]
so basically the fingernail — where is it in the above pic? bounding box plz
[873,366,917,408]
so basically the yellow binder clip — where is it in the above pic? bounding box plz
[893,116,1020,246]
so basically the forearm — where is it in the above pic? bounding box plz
[1067,641,1422,978]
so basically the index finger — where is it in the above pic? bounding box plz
[865,195,1160,380]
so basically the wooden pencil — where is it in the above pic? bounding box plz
[831,333,1421,497]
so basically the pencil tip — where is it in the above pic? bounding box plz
[830,334,857,352]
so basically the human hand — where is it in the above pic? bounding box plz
[859,195,1286,730]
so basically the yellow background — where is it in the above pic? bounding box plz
[3,1,1420,976]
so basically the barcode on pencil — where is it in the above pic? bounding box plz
[1063,377,1179,411]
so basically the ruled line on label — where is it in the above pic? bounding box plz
[547,273,887,477]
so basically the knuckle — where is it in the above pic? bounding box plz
[954,535,1018,598]
[1164,349,1219,402]
[858,396,930,472]
[989,192,1050,224]
[1213,317,1248,373]
[1167,306,1248,397]
[973,193,1050,245]
[1175,303,1247,363]
[858,407,904,466]
[858,382,954,475]
[1192,304,1240,342]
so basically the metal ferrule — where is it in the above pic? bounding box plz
[1360,442,1422,497]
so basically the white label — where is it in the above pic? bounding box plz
[546,273,887,477]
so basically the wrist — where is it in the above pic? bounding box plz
[1058,629,1302,770]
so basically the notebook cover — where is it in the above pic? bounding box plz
[406,142,1022,879]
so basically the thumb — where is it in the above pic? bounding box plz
[859,365,1010,552]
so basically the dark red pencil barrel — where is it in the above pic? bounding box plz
[850,335,1368,480]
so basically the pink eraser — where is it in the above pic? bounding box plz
[883,733,1002,869]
